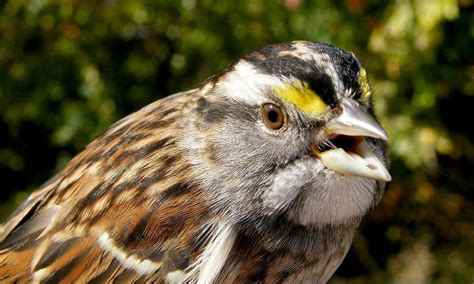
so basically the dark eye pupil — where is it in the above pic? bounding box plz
[262,103,285,130]
[268,110,279,123]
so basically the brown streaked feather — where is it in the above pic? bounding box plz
[0,89,210,282]
[0,180,59,243]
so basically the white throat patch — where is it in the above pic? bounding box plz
[263,158,377,226]
[290,167,377,226]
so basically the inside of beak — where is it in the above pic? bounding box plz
[312,136,391,182]
[312,99,391,182]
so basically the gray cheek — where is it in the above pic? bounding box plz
[211,119,291,177]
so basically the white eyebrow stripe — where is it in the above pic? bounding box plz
[216,61,286,105]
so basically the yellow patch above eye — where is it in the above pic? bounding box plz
[272,82,328,115]
[358,68,372,101]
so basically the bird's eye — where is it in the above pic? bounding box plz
[262,103,285,130]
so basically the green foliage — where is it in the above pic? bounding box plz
[0,0,472,282]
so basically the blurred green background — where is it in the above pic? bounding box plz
[0,0,473,282]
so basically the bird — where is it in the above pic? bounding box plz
[0,41,391,283]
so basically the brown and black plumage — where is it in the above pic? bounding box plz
[0,41,390,283]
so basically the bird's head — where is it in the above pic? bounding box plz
[183,41,390,228]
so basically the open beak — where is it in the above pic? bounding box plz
[313,99,392,182]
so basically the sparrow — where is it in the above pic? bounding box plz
[0,41,391,283]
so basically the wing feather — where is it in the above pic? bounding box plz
[0,90,215,282]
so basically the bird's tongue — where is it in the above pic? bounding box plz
[318,140,391,182]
